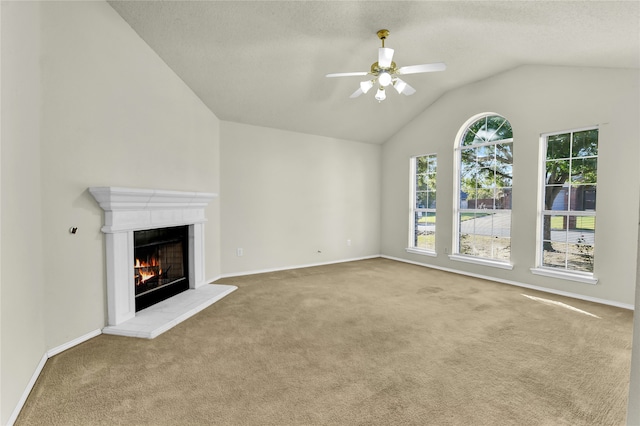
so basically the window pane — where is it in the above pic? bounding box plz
[574,215,595,232]
[416,192,428,209]
[546,160,570,184]
[567,246,594,272]
[489,118,513,141]
[460,182,476,205]
[498,175,513,188]
[543,242,567,269]
[496,160,512,188]
[495,188,512,209]
[571,158,597,183]
[470,236,493,258]
[492,211,511,236]
[463,119,486,145]
[460,212,476,230]
[569,185,597,211]
[427,190,437,208]
[459,191,469,209]
[476,145,494,166]
[414,212,435,251]
[492,237,511,261]
[496,144,513,165]
[543,215,567,243]
[416,174,429,191]
[567,216,595,243]
[572,129,598,157]
[427,157,437,173]
[473,188,494,209]
[474,212,493,236]
[461,164,477,183]
[459,233,474,255]
[416,156,428,174]
[545,186,568,210]
[547,134,571,160]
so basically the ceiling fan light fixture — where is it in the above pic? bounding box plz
[326,29,446,102]
[378,71,392,87]
[360,80,374,94]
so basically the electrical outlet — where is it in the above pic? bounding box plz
[347,239,351,246]
[236,248,243,257]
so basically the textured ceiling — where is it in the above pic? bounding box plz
[108,1,639,144]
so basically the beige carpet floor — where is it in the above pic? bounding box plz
[17,258,633,425]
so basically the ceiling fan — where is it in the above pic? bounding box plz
[326,29,446,102]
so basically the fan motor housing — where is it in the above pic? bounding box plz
[371,61,397,74]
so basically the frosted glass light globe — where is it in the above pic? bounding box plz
[378,72,392,87]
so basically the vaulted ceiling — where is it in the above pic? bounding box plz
[108,1,639,144]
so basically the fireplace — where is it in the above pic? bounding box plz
[134,226,189,311]
[89,187,237,336]
[89,186,237,338]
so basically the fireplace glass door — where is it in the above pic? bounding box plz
[134,226,189,311]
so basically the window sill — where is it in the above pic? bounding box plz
[405,248,437,257]
[448,254,513,270]
[530,267,598,285]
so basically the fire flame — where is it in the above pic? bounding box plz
[135,257,162,284]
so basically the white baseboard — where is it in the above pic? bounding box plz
[217,255,381,279]
[381,255,634,310]
[47,328,102,358]
[7,329,102,426]
[6,353,48,426]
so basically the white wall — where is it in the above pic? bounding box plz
[1,3,47,423]
[220,121,381,275]
[1,2,222,423]
[381,65,639,306]
[37,1,221,349]
[628,194,640,424]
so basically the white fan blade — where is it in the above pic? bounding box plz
[401,83,416,96]
[350,88,364,98]
[326,71,369,78]
[397,62,446,75]
[393,78,416,96]
[360,80,374,94]
[378,47,394,68]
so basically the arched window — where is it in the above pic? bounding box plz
[452,114,513,268]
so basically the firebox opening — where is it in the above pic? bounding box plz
[134,225,189,312]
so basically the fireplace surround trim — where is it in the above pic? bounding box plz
[89,187,218,326]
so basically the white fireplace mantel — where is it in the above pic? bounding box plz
[89,186,217,233]
[89,187,233,338]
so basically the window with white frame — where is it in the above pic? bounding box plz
[408,154,437,253]
[536,127,598,277]
[453,114,513,266]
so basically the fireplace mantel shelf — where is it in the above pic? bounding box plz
[89,186,217,211]
[89,186,218,233]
